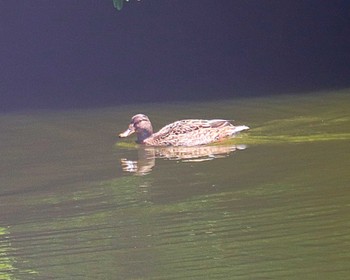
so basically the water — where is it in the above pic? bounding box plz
[1,90,350,279]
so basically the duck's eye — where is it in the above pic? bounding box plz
[133,119,145,126]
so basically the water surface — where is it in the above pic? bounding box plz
[1,90,350,279]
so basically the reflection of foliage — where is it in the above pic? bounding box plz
[0,227,38,279]
[223,115,350,145]
[0,227,15,280]
[7,176,152,278]
[6,154,350,278]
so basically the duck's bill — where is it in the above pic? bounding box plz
[119,127,135,138]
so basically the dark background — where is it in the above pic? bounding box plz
[1,0,350,111]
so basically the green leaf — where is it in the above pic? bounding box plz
[113,0,123,10]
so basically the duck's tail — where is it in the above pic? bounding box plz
[231,125,249,134]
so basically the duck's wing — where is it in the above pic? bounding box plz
[207,119,232,128]
[155,119,232,136]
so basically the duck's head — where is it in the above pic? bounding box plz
[119,114,153,143]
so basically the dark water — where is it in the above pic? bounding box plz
[1,90,350,279]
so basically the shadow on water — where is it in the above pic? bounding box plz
[1,89,350,279]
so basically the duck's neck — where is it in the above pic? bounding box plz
[137,126,153,143]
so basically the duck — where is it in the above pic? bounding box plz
[119,114,249,146]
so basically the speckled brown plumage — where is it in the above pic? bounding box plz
[119,114,249,146]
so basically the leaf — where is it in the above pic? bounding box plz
[113,0,123,10]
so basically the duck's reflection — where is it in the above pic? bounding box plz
[120,144,247,175]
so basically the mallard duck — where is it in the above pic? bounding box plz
[119,114,249,146]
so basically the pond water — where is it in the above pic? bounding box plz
[1,90,350,279]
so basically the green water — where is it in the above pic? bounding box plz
[1,90,350,279]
